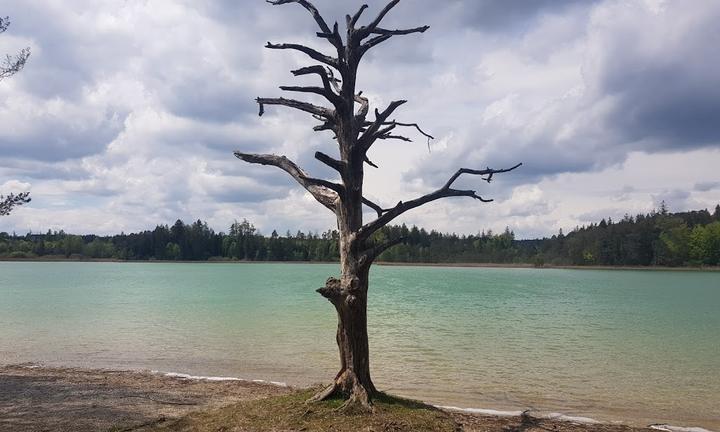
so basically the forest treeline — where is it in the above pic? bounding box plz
[1,203,719,267]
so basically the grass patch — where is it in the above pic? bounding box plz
[139,388,458,432]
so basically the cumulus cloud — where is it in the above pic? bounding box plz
[1,0,719,238]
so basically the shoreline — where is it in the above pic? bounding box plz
[1,257,718,271]
[0,364,714,432]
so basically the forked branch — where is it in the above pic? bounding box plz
[358,163,523,239]
[349,5,369,28]
[353,1,429,55]
[362,197,388,217]
[234,152,341,211]
[358,0,400,37]
[360,120,434,146]
[291,66,340,100]
[359,100,407,148]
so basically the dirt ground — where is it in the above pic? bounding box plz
[0,364,291,432]
[0,364,656,432]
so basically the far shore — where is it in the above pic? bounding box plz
[1,256,719,271]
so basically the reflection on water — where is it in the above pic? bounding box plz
[0,262,718,429]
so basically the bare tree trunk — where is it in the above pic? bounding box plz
[312,152,378,408]
[313,267,376,408]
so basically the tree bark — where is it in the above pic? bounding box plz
[313,268,376,409]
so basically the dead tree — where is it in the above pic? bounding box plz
[234,0,521,410]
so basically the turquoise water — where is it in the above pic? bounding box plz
[0,262,718,429]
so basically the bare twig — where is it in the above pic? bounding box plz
[266,42,338,69]
[354,93,370,121]
[371,26,430,36]
[266,0,332,34]
[350,4,369,28]
[364,155,379,169]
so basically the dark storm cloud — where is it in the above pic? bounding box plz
[450,0,600,32]
[593,3,720,151]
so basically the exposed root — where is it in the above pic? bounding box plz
[307,371,376,413]
[336,384,374,414]
[307,383,338,403]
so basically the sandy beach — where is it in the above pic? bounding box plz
[0,364,673,432]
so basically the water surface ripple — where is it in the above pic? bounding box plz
[0,262,718,429]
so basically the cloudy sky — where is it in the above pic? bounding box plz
[1,0,718,238]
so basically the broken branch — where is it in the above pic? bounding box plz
[234,152,340,210]
[256,97,333,119]
[266,42,338,69]
[315,151,345,173]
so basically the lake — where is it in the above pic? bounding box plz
[0,262,718,429]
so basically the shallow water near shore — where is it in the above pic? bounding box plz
[1,262,718,429]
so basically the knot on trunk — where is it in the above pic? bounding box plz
[317,277,343,301]
[346,294,357,306]
[348,276,362,294]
